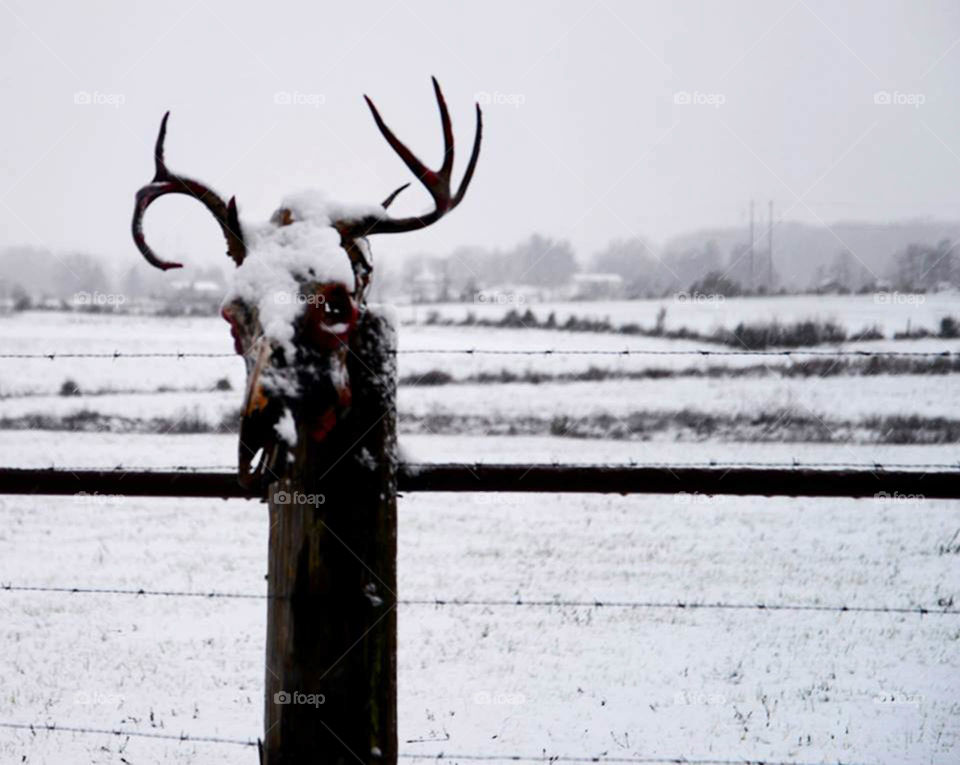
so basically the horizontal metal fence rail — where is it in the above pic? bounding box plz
[1,465,958,498]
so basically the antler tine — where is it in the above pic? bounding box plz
[453,103,482,206]
[363,95,443,203]
[433,76,455,181]
[153,111,171,181]
[381,183,410,210]
[131,112,246,271]
[340,78,482,239]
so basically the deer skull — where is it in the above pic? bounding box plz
[131,79,481,487]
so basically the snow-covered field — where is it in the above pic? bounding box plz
[1,491,957,764]
[3,309,960,399]
[2,312,959,446]
[401,293,960,336]
[0,306,958,764]
[1,373,958,433]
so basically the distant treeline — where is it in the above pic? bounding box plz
[2,222,958,308]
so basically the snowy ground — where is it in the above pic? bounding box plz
[400,293,960,336]
[1,491,957,764]
[1,431,957,471]
[0,307,958,763]
[2,373,958,430]
[2,312,960,399]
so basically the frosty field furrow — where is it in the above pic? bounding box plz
[2,374,957,439]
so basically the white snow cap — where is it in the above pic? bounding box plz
[223,190,384,357]
[279,189,384,228]
[274,407,298,448]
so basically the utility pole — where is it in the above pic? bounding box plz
[767,199,774,291]
[748,200,755,292]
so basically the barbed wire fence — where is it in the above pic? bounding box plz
[0,721,882,765]
[0,345,958,761]
[0,347,958,359]
[3,583,956,614]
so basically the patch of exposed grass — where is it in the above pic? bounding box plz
[0,407,235,435]
[713,320,848,349]
[865,414,960,444]
[398,355,960,388]
[421,309,907,349]
[6,406,959,444]
[404,409,960,444]
[0,381,237,400]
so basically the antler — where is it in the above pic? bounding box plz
[132,112,246,270]
[336,77,482,239]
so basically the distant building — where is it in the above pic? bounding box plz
[475,284,547,305]
[126,296,167,315]
[815,278,850,295]
[191,279,223,294]
[167,278,226,314]
[569,273,624,300]
[411,268,444,303]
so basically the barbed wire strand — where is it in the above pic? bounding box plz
[0,721,255,747]
[2,585,955,615]
[0,584,267,600]
[396,349,958,358]
[401,598,956,615]
[43,466,236,472]
[9,460,960,472]
[397,755,873,765]
[0,721,874,764]
[0,348,957,359]
[404,461,960,470]
[0,352,235,359]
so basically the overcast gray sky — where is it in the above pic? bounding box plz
[1,0,958,270]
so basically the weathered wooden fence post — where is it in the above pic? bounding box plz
[262,308,397,765]
[128,77,480,765]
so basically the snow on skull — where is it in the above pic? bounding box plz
[131,78,481,487]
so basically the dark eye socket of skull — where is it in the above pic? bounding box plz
[321,288,351,324]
